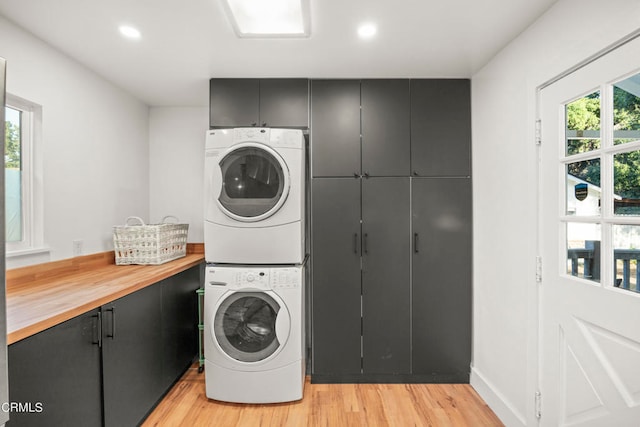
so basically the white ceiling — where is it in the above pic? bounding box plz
[0,0,558,107]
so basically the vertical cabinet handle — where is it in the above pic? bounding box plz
[92,312,102,347]
[364,233,369,254]
[107,307,116,339]
[414,233,419,253]
[353,233,358,254]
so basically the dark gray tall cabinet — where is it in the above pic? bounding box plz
[311,78,471,383]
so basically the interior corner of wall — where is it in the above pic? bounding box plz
[470,366,528,427]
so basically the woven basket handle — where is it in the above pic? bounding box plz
[125,216,146,226]
[162,215,180,223]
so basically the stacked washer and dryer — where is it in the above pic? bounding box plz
[203,128,307,404]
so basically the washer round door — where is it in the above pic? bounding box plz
[213,291,290,363]
[217,142,290,222]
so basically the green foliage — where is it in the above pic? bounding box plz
[567,89,640,202]
[5,120,20,169]
[566,95,600,131]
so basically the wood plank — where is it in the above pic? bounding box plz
[7,248,204,344]
[143,365,504,426]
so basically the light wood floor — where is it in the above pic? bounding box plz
[143,365,504,427]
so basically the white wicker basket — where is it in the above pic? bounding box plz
[113,216,188,265]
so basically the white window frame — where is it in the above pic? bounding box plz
[5,94,45,256]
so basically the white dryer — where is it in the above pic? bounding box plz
[204,128,306,264]
[203,264,305,404]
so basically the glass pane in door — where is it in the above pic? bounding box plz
[566,158,601,216]
[613,73,640,145]
[565,91,600,155]
[566,222,601,283]
[613,149,640,215]
[613,224,640,293]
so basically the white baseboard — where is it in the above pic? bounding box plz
[470,367,528,427]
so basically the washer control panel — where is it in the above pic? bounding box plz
[206,266,300,290]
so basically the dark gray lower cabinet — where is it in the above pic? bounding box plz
[312,178,412,381]
[8,310,103,427]
[311,177,471,383]
[412,178,472,382]
[361,178,411,375]
[160,267,201,390]
[7,265,201,426]
[311,178,361,377]
[102,284,163,427]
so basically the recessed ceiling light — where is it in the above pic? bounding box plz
[119,25,141,40]
[357,23,377,39]
[222,0,310,37]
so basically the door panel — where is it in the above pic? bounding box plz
[311,80,361,177]
[361,80,411,176]
[209,78,260,128]
[410,79,471,177]
[259,79,309,128]
[540,36,640,426]
[361,177,411,374]
[7,310,102,427]
[412,178,472,380]
[311,178,362,375]
[102,284,163,427]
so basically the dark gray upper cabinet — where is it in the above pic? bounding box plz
[361,80,411,177]
[361,177,411,375]
[311,178,362,377]
[410,79,471,177]
[210,78,259,127]
[411,177,472,382]
[8,310,103,427]
[311,80,361,177]
[209,78,309,128]
[259,79,309,128]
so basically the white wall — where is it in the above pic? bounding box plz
[471,1,640,425]
[149,107,207,243]
[0,16,150,268]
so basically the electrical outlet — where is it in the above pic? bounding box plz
[73,239,83,256]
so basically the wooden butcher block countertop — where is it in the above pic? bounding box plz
[6,244,204,345]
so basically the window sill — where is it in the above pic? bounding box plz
[6,247,50,258]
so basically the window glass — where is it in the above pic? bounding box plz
[613,74,640,145]
[565,91,600,155]
[613,224,640,293]
[613,149,640,216]
[567,222,601,283]
[566,158,601,216]
[4,105,22,242]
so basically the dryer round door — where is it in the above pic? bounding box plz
[217,142,290,222]
[212,291,290,363]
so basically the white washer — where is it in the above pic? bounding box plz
[204,128,305,264]
[204,264,305,403]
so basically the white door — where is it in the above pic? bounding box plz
[540,36,640,426]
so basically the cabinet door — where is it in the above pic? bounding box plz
[209,78,260,128]
[160,265,202,391]
[410,79,471,177]
[8,310,102,427]
[412,178,472,381]
[361,80,411,176]
[311,80,361,177]
[361,177,411,374]
[311,178,362,377]
[102,284,163,427]
[259,79,309,128]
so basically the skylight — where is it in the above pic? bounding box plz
[222,0,310,38]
